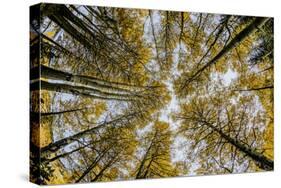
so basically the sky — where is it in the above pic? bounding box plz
[44,7,268,177]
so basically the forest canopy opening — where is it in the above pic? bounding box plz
[30,3,273,185]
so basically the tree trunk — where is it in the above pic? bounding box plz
[75,146,112,183]
[42,4,95,50]
[183,17,269,88]
[233,85,273,92]
[31,107,86,116]
[31,80,141,102]
[202,120,273,170]
[37,65,146,94]
[42,142,92,164]
[90,153,120,182]
[41,111,138,155]
[136,132,157,179]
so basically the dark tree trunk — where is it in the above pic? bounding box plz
[202,120,273,170]
[233,85,273,92]
[41,112,138,155]
[75,146,112,183]
[183,17,269,89]
[31,107,86,116]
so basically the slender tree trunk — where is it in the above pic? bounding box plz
[191,13,203,49]
[142,155,155,178]
[90,153,120,182]
[31,107,86,116]
[43,4,138,60]
[42,142,92,164]
[42,4,95,49]
[183,17,269,89]
[75,146,112,183]
[233,85,273,92]
[135,146,151,179]
[149,10,161,65]
[164,12,172,66]
[136,132,157,179]
[196,16,230,66]
[41,111,138,155]
[31,80,141,102]
[201,120,273,170]
[41,34,71,55]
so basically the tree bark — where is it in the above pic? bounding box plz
[201,120,273,170]
[182,17,269,89]
[149,10,161,65]
[75,146,112,183]
[31,107,86,116]
[42,4,96,50]
[233,85,273,92]
[136,132,157,179]
[31,80,141,102]
[41,111,138,155]
[90,153,120,182]
[36,65,147,94]
[42,142,92,164]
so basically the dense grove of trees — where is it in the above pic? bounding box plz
[30,3,273,185]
